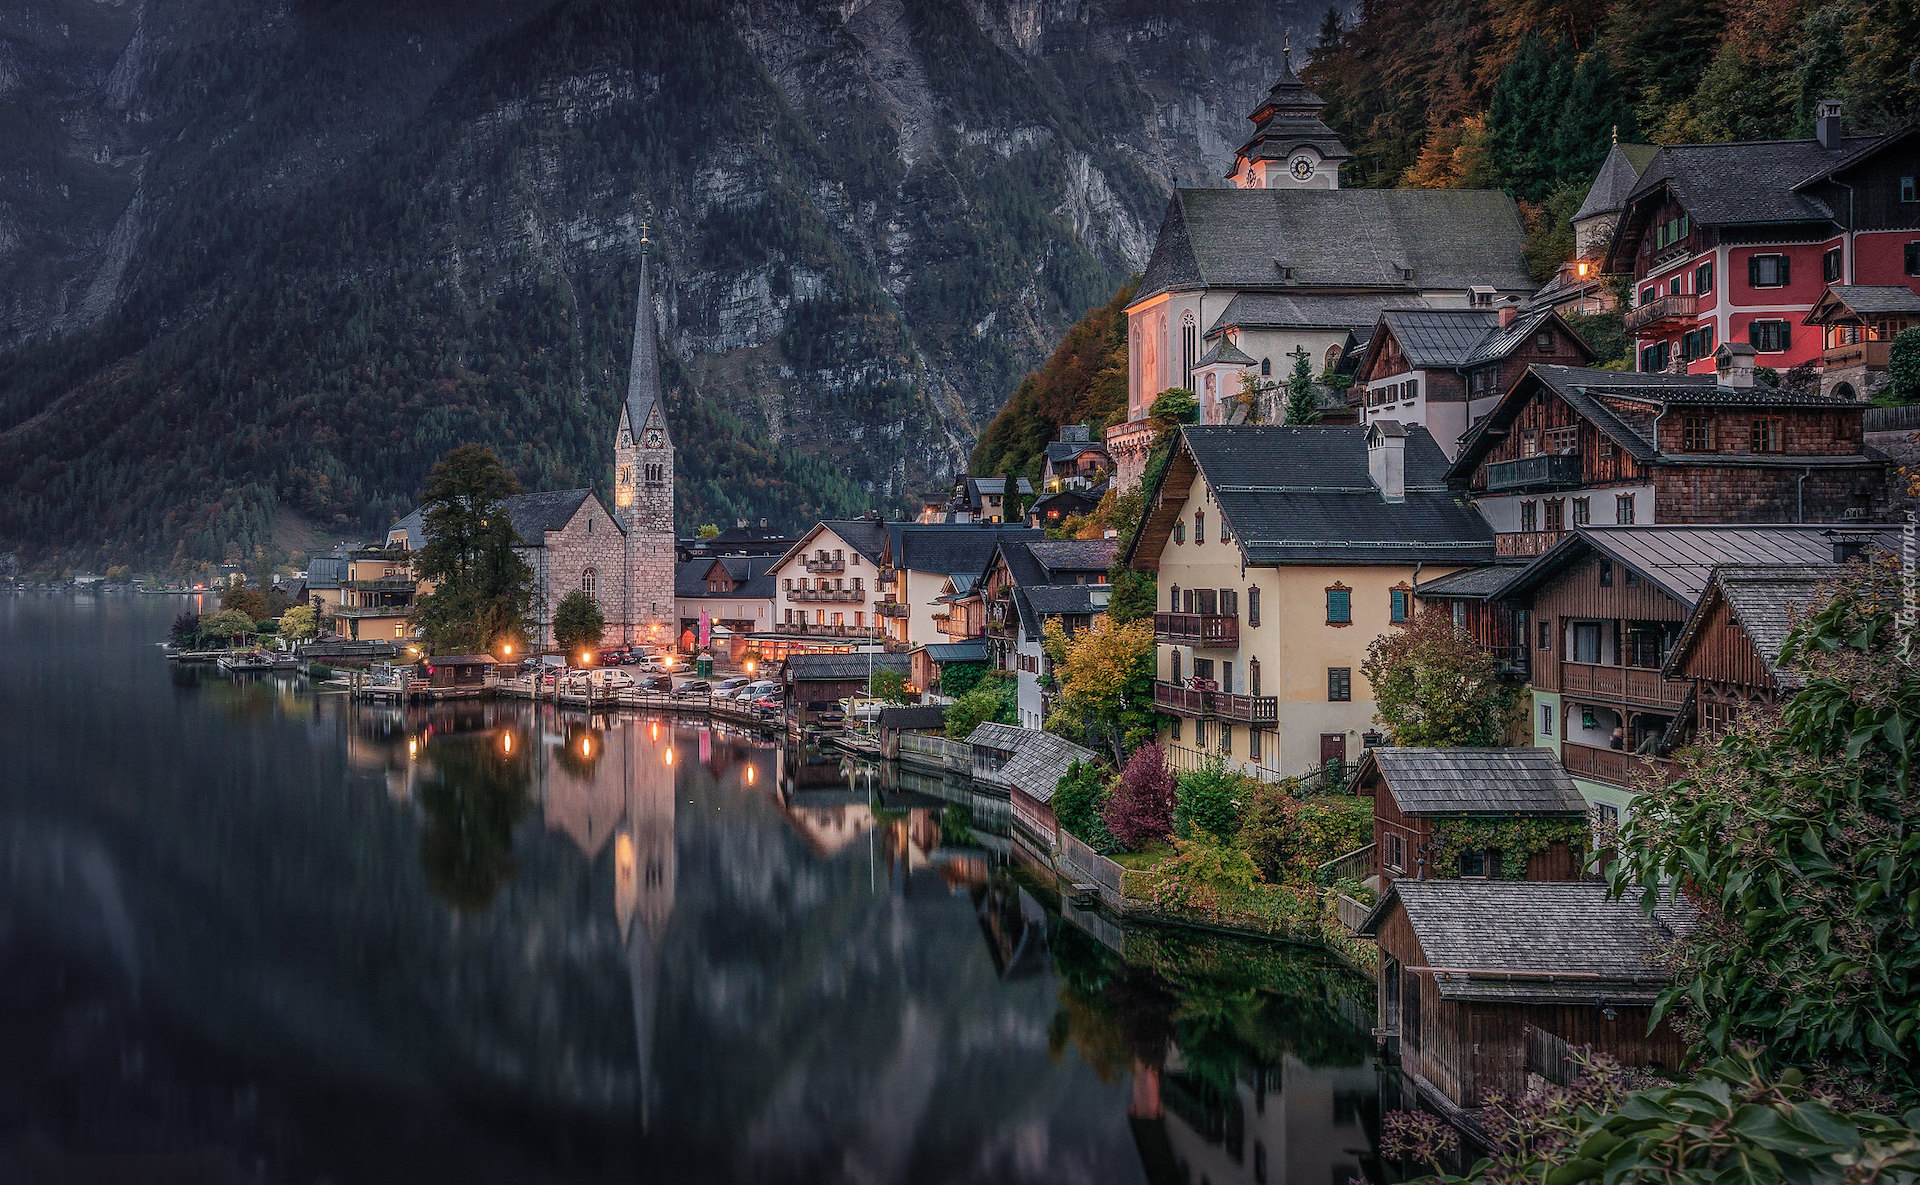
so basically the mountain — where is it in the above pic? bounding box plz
[0,0,1321,569]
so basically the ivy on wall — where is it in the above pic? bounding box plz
[1427,816,1590,881]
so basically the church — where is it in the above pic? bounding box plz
[1105,44,1536,489]
[391,236,678,649]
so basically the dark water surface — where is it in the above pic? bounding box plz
[0,595,1383,1184]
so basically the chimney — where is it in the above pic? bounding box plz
[1498,298,1519,328]
[1825,530,1867,564]
[736,518,747,529]
[1816,99,1843,149]
[1714,342,1756,389]
[1367,420,1407,503]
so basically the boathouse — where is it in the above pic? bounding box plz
[420,655,496,696]
[1359,879,1695,1112]
[876,705,946,759]
[967,722,1099,845]
[780,652,912,728]
[1356,747,1591,884]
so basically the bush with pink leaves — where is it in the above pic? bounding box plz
[1103,744,1176,849]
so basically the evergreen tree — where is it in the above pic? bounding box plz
[1550,48,1636,187]
[1283,348,1320,425]
[552,590,606,661]
[409,445,536,656]
[1314,6,1344,54]
[1487,34,1573,203]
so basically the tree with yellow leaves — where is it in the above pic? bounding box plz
[1042,615,1157,764]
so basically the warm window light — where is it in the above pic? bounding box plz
[1577,261,1590,277]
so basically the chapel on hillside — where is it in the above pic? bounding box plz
[1106,45,1537,488]
[391,235,678,649]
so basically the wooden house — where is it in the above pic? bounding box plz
[419,655,495,696]
[1489,523,1896,820]
[876,705,946,760]
[1359,880,1696,1113]
[780,652,911,728]
[1446,360,1887,560]
[1662,559,1851,738]
[1410,562,1531,677]
[1355,748,1590,884]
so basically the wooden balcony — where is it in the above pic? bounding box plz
[1561,740,1675,789]
[343,577,416,592]
[1208,691,1279,726]
[1623,292,1698,332]
[1152,680,1208,717]
[1823,339,1892,370]
[1153,611,1239,647]
[1485,453,1582,492]
[802,555,845,573]
[875,600,911,618]
[1560,661,1689,710]
[1495,530,1565,557]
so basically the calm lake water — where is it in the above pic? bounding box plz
[0,594,1384,1185]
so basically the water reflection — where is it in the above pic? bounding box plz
[0,596,1386,1184]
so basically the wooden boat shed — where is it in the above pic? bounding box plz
[1359,879,1695,1113]
[1356,747,1591,884]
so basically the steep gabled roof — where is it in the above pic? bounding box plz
[783,652,911,682]
[1360,881,1696,1004]
[1572,140,1659,223]
[967,723,1100,803]
[773,519,888,572]
[889,524,1042,577]
[1805,284,1920,324]
[1663,564,1840,689]
[1490,524,1900,607]
[1027,537,1117,577]
[1136,188,1533,304]
[1357,747,1588,815]
[1129,425,1495,569]
[1045,438,1110,464]
[1376,309,1500,368]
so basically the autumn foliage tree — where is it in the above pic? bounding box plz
[1103,744,1177,850]
[1043,615,1157,764]
[1361,610,1520,747]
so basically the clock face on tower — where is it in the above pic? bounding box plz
[1290,155,1316,181]
[646,429,662,448]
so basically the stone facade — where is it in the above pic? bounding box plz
[536,498,635,651]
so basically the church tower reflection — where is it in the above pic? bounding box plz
[539,710,677,1114]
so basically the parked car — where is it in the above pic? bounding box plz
[633,653,669,674]
[598,670,636,692]
[673,679,713,698]
[748,691,783,711]
[710,677,751,698]
[639,674,673,693]
[730,679,778,702]
[596,649,627,666]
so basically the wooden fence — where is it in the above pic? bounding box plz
[1524,1025,1579,1088]
[1335,893,1373,935]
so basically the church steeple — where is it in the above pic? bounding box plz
[1229,35,1353,190]
[613,223,674,536]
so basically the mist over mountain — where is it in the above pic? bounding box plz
[0,0,1316,567]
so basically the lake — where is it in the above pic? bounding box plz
[0,593,1384,1184]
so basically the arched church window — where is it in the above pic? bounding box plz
[582,568,597,600]
[1261,357,1272,377]
[1182,312,1197,388]
[1325,345,1341,372]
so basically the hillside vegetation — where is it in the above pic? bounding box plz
[969,283,1133,481]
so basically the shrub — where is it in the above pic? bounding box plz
[944,671,1015,739]
[1234,782,1373,885]
[170,612,200,646]
[1052,760,1114,848]
[1173,756,1244,840]
[306,663,334,681]
[1103,743,1176,849]
[552,589,605,659]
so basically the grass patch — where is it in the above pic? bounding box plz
[1112,843,1172,871]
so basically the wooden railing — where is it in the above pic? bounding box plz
[1336,893,1374,935]
[875,600,911,618]
[1318,843,1376,886]
[1561,661,1688,709]
[1495,530,1566,557]
[1561,740,1675,789]
[1624,291,1698,331]
[1824,339,1893,370]
[1525,1026,1580,1089]
[1208,691,1279,726]
[1153,611,1239,647]
[1153,680,1208,716]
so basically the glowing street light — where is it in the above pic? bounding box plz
[663,747,675,766]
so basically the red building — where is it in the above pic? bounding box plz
[1606,109,1920,377]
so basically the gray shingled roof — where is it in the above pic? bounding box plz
[1493,525,1900,607]
[967,723,1100,803]
[783,652,911,682]
[389,490,602,552]
[1360,747,1588,815]
[305,555,348,590]
[1625,137,1877,229]
[1137,188,1533,304]
[1412,563,1528,600]
[1663,564,1841,688]
[808,520,888,565]
[1365,880,1696,1003]
[1231,52,1352,169]
[1021,584,1109,618]
[1196,336,1259,367]
[893,525,1042,578]
[1210,292,1438,336]
[1027,538,1117,575]
[1172,426,1496,566]
[1027,489,1101,521]
[918,640,987,662]
[1811,285,1920,319]
[675,559,713,598]
[1045,439,1110,464]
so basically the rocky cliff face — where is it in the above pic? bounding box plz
[0,0,1315,563]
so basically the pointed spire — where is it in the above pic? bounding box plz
[625,218,665,442]
[1611,124,1619,144]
